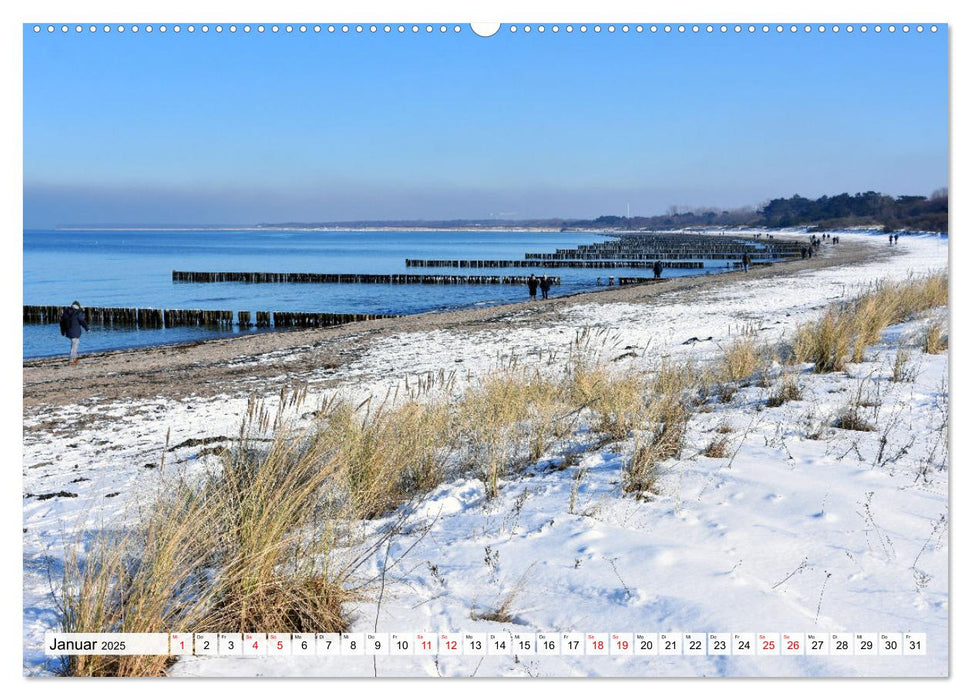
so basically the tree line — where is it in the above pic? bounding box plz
[581,190,947,233]
[257,189,947,234]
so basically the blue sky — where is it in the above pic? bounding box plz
[23,24,948,226]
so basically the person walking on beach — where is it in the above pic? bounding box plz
[59,300,89,365]
[539,276,552,300]
[741,253,750,272]
[652,259,663,280]
[527,274,539,300]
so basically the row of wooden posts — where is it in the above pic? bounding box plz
[403,259,704,269]
[22,305,397,330]
[524,232,804,261]
[172,271,560,285]
[525,248,799,261]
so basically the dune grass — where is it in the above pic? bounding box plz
[316,399,456,518]
[57,271,948,675]
[622,360,700,495]
[923,320,947,355]
[765,372,803,407]
[716,328,769,384]
[459,368,567,499]
[59,402,365,676]
[792,272,947,373]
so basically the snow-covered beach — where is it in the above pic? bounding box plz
[22,231,949,677]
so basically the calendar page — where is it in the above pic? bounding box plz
[20,0,951,681]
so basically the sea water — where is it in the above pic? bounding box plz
[23,229,731,358]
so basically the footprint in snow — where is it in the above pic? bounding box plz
[811,511,839,522]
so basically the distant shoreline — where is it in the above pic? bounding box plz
[39,225,937,236]
[47,226,578,233]
[23,232,890,408]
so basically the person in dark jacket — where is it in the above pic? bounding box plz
[526,274,539,300]
[539,276,552,299]
[741,253,750,272]
[60,301,89,364]
[652,260,663,280]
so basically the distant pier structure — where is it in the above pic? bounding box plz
[172,271,559,285]
[523,232,802,262]
[406,232,801,268]
[404,259,703,269]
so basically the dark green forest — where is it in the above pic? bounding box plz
[579,190,948,233]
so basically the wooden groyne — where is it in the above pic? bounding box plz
[23,305,68,324]
[523,232,803,262]
[24,305,238,329]
[404,259,703,269]
[172,271,559,285]
[617,277,672,286]
[23,305,398,330]
[271,311,396,328]
[162,309,235,328]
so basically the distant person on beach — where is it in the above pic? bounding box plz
[527,274,539,300]
[539,276,552,300]
[801,247,807,259]
[741,253,750,272]
[889,233,894,245]
[59,301,89,365]
[652,260,663,280]
[894,234,900,245]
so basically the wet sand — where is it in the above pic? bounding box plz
[23,238,885,412]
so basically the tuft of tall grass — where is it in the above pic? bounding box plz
[792,272,948,373]
[716,329,767,383]
[562,335,651,441]
[832,379,879,432]
[623,360,699,495]
[703,437,730,459]
[765,372,803,407]
[459,369,566,498]
[622,440,662,496]
[891,346,914,382]
[203,430,354,633]
[647,360,698,450]
[59,517,212,677]
[792,307,854,373]
[317,400,455,518]
[59,414,369,676]
[923,320,947,355]
[833,405,875,432]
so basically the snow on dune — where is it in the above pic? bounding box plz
[23,232,949,676]
[169,314,949,678]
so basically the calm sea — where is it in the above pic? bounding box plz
[23,229,729,359]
